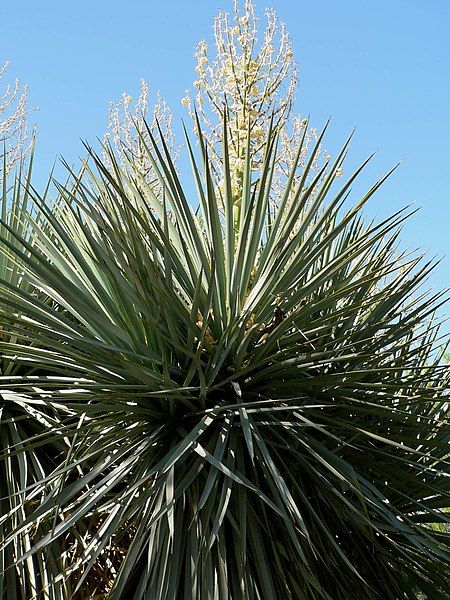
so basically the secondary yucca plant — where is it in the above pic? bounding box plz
[0,155,76,599]
[0,108,449,599]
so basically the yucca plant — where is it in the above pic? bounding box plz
[0,111,449,600]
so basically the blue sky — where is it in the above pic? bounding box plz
[1,0,449,321]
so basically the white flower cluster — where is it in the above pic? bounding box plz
[0,62,33,177]
[105,79,178,185]
[183,0,328,206]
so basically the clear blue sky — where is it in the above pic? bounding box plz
[1,0,449,323]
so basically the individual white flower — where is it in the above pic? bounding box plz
[251,126,264,140]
